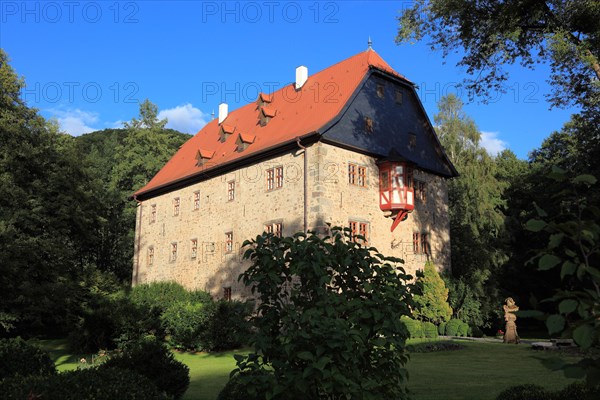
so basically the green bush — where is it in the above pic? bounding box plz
[129,281,191,314]
[457,321,469,337]
[445,319,463,336]
[0,368,169,399]
[554,382,600,400]
[217,370,272,400]
[438,322,446,335]
[189,289,214,304]
[201,300,252,351]
[406,341,464,353]
[471,326,484,338]
[0,338,56,379]
[496,384,551,400]
[423,321,439,338]
[101,338,189,399]
[160,300,212,350]
[401,316,424,338]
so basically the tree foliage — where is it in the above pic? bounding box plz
[232,228,415,399]
[397,0,600,111]
[413,262,453,324]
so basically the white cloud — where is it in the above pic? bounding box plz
[158,104,209,134]
[48,109,99,136]
[480,131,507,156]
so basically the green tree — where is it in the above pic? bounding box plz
[413,262,453,324]
[396,0,600,111]
[232,229,415,399]
[434,94,506,327]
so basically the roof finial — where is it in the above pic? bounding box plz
[211,109,215,120]
[367,36,373,50]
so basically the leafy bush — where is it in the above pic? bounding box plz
[445,319,463,336]
[406,341,464,353]
[0,368,169,399]
[438,322,446,335]
[423,321,439,338]
[457,321,469,337]
[401,316,424,338]
[554,382,599,400]
[201,300,252,352]
[69,292,158,353]
[217,370,271,400]
[160,300,212,350]
[495,384,551,400]
[101,338,189,399]
[189,289,213,304]
[129,281,191,314]
[234,229,415,399]
[0,338,56,379]
[471,326,484,338]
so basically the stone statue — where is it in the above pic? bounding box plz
[503,297,520,344]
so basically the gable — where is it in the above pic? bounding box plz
[321,71,457,177]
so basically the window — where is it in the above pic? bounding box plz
[349,220,369,244]
[171,242,178,262]
[266,166,283,191]
[227,181,235,201]
[150,204,157,223]
[395,89,403,104]
[147,246,154,266]
[193,191,200,210]
[223,287,232,301]
[376,83,385,98]
[265,222,283,238]
[190,239,198,259]
[173,198,180,216]
[413,232,420,254]
[364,116,373,133]
[415,180,427,203]
[348,163,367,187]
[413,232,430,254]
[225,232,233,253]
[408,132,417,149]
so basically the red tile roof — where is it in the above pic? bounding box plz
[238,133,255,144]
[135,50,409,198]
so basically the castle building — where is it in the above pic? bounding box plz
[132,49,458,299]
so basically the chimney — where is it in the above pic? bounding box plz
[218,103,228,124]
[295,66,308,90]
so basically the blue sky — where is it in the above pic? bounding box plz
[1,1,578,159]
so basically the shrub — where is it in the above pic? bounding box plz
[160,300,212,350]
[412,262,453,324]
[189,289,213,304]
[471,326,484,338]
[496,384,551,400]
[406,341,464,353]
[401,316,424,338]
[0,338,56,379]
[554,382,600,400]
[201,300,252,351]
[129,281,190,314]
[101,338,189,399]
[445,319,463,336]
[0,368,169,399]
[457,321,469,337]
[438,322,446,335]
[423,321,439,339]
[217,370,272,400]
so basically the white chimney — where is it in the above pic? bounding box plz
[218,103,228,124]
[295,66,308,90]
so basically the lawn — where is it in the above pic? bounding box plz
[37,339,582,400]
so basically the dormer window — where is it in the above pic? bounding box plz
[376,83,385,98]
[235,133,255,153]
[259,106,276,126]
[219,124,235,143]
[408,132,417,149]
[195,148,215,167]
[256,93,273,107]
[364,116,373,133]
[395,89,403,105]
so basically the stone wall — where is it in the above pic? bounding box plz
[133,141,451,299]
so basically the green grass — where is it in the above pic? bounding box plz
[35,339,582,400]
